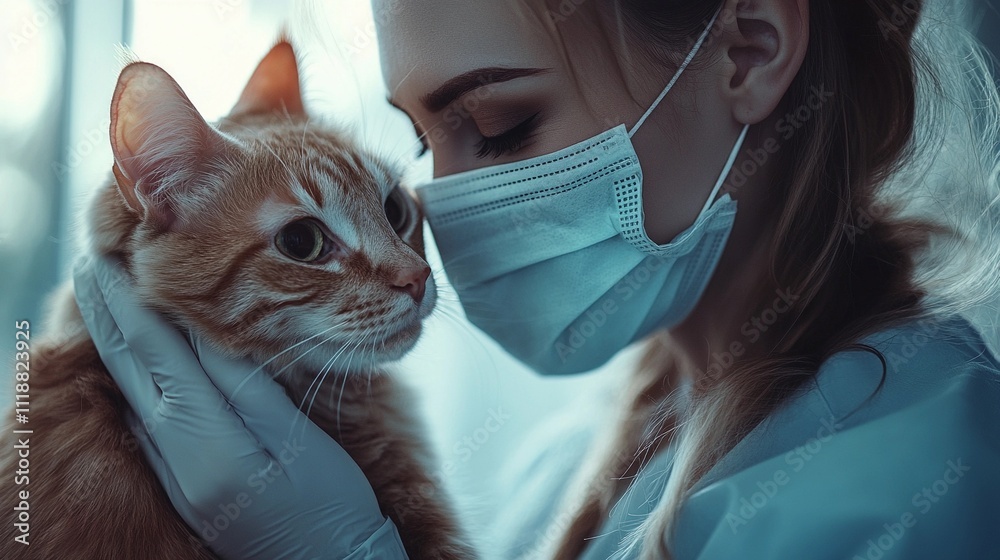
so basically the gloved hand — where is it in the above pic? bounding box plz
[72,253,409,560]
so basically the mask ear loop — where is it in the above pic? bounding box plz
[622,4,752,216]
[627,6,724,138]
[699,123,750,215]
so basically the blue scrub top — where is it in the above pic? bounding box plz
[493,314,1000,559]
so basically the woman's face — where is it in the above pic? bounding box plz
[375,0,749,243]
[376,1,620,176]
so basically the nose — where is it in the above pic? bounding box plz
[391,264,431,303]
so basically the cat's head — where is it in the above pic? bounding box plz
[89,41,436,375]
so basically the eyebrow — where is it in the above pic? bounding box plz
[418,67,550,113]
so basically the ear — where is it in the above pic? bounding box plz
[110,62,236,230]
[719,0,810,125]
[230,41,305,117]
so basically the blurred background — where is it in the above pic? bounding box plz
[0,0,997,550]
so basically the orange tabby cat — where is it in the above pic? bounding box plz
[0,41,474,559]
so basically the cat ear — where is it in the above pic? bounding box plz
[229,41,304,117]
[110,62,235,230]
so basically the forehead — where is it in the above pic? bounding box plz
[373,0,559,109]
[233,125,397,249]
[257,127,396,199]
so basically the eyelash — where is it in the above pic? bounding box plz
[474,112,541,159]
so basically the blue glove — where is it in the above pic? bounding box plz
[72,253,409,559]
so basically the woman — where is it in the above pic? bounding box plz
[73,0,1000,558]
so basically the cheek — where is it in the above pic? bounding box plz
[279,305,336,341]
[247,263,358,321]
[217,272,349,352]
[531,103,611,153]
[136,240,221,299]
[138,238,262,318]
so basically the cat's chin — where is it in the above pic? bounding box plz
[260,320,425,378]
[373,320,424,360]
[346,319,425,370]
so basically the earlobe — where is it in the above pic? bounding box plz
[722,0,809,125]
[230,40,305,117]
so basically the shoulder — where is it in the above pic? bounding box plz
[672,315,1000,560]
[812,314,1000,431]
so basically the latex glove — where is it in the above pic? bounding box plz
[72,253,409,560]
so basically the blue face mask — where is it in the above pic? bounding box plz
[416,8,749,375]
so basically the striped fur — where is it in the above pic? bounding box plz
[0,42,474,559]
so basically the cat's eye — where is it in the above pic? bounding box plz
[384,188,410,234]
[276,219,327,262]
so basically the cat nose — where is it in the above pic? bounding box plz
[391,265,431,303]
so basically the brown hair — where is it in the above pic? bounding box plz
[554,1,962,558]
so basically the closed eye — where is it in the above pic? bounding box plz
[474,112,540,159]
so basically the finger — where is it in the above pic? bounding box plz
[122,407,202,524]
[73,255,162,415]
[176,345,387,558]
[89,254,229,412]
[190,334,335,455]
[88,255,277,485]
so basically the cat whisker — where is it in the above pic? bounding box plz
[333,365,353,441]
[321,329,378,412]
[309,348,349,435]
[391,63,419,108]
[269,327,344,383]
[262,138,302,187]
[430,265,448,277]
[292,323,378,440]
[299,116,312,154]
[443,299,547,323]
[352,329,379,410]
[296,332,356,409]
[367,322,388,369]
[222,119,304,190]
[288,334,357,441]
[429,305,506,383]
[361,324,392,403]
[229,321,346,399]
[432,293,464,306]
[333,331,374,439]
[432,306,493,351]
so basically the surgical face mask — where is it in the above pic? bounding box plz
[416,8,750,375]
